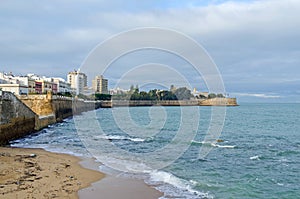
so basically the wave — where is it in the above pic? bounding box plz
[191,140,236,148]
[147,170,213,199]
[91,152,213,199]
[191,140,211,145]
[94,135,146,142]
[211,143,236,149]
[250,155,260,160]
[94,160,213,199]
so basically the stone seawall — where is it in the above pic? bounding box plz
[19,94,101,130]
[0,92,36,145]
[0,92,101,145]
[100,98,238,107]
[105,100,200,107]
[199,98,238,106]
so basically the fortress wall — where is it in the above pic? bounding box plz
[199,98,238,106]
[110,100,200,107]
[0,92,100,144]
[0,92,36,145]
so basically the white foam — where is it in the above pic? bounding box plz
[95,135,145,142]
[277,183,284,186]
[150,171,186,187]
[148,170,213,199]
[191,140,211,145]
[250,155,260,160]
[211,143,236,148]
[130,138,145,142]
[192,140,235,148]
[93,156,213,199]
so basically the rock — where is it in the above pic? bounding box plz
[29,154,37,158]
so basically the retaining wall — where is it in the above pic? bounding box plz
[0,92,101,145]
[199,98,238,106]
[101,98,238,107]
[110,100,200,107]
[0,92,36,145]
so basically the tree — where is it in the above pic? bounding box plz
[198,94,207,99]
[148,89,158,100]
[95,93,112,100]
[217,93,225,98]
[208,93,216,99]
[174,87,193,100]
[139,91,150,100]
[130,92,140,100]
[156,90,178,100]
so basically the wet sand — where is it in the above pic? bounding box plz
[79,175,163,199]
[0,147,163,199]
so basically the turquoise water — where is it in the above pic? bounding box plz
[11,104,300,198]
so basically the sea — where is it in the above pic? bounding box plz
[10,103,300,199]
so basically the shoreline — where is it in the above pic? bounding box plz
[0,146,163,199]
[78,155,163,199]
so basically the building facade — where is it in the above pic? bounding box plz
[67,70,87,95]
[0,72,28,95]
[92,75,108,94]
[16,76,36,94]
[0,84,28,95]
[53,78,71,93]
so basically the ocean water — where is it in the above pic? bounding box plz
[10,103,300,198]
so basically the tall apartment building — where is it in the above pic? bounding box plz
[67,70,87,95]
[92,75,108,94]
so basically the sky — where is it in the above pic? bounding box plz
[0,0,300,102]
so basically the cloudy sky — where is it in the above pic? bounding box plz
[1,0,300,102]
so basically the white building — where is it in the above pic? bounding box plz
[0,72,73,95]
[0,72,28,95]
[0,84,28,95]
[0,79,8,84]
[67,70,87,95]
[53,78,71,93]
[0,72,19,84]
[92,75,108,94]
[16,76,36,94]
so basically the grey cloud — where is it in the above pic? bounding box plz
[0,0,300,102]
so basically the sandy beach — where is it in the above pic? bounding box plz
[0,147,104,198]
[0,147,163,199]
